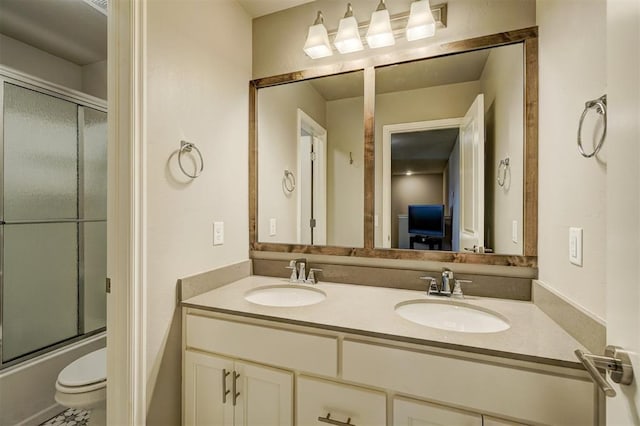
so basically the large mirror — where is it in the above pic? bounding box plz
[251,28,538,265]
[257,71,365,248]
[374,43,525,256]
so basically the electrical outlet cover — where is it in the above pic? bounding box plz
[213,221,224,246]
[569,227,583,266]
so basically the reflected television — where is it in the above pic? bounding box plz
[408,204,445,238]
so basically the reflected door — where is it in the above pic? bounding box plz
[459,94,485,252]
[297,112,327,246]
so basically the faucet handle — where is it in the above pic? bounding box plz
[452,279,471,299]
[420,276,439,295]
[286,260,298,282]
[306,268,323,284]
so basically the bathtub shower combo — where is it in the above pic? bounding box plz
[0,68,107,424]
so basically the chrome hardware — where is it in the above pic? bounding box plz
[574,345,634,397]
[283,169,296,193]
[298,262,306,284]
[286,258,307,283]
[420,276,440,296]
[286,260,298,282]
[497,157,510,187]
[441,268,453,294]
[178,140,204,178]
[221,369,230,403]
[464,245,493,254]
[232,371,240,406]
[306,268,323,284]
[318,413,355,426]
[452,279,471,299]
[577,94,607,158]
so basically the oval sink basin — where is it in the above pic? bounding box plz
[395,300,510,333]
[244,285,326,307]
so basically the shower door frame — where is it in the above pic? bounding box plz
[0,65,107,370]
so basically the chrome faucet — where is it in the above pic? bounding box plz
[441,268,453,295]
[420,268,455,296]
[285,258,307,283]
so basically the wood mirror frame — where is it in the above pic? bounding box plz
[249,27,538,267]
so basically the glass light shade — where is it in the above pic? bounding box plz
[303,23,333,59]
[406,0,436,41]
[366,9,395,49]
[334,16,363,54]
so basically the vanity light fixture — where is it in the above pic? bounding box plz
[303,11,333,59]
[334,3,364,54]
[406,171,413,176]
[366,0,395,49]
[406,0,436,41]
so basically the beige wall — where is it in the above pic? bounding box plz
[258,81,326,243]
[0,33,82,90]
[326,96,364,246]
[537,0,606,320]
[252,0,535,79]
[82,60,108,100]
[0,34,107,99]
[375,81,482,247]
[480,45,524,255]
[391,174,444,248]
[143,1,252,424]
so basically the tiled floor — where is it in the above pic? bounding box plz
[40,408,90,426]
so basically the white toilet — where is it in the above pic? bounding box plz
[55,348,107,426]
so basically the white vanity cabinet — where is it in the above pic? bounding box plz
[183,310,595,426]
[184,350,293,426]
[297,376,386,426]
[393,397,482,426]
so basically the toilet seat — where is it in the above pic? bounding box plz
[56,348,107,394]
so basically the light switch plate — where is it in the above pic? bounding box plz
[213,221,224,246]
[269,218,277,236]
[569,227,583,266]
[512,220,518,243]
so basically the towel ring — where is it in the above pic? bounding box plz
[283,170,296,193]
[178,140,204,178]
[497,157,510,187]
[577,94,607,158]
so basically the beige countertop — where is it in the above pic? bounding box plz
[181,275,586,369]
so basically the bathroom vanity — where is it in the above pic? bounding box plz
[181,276,596,426]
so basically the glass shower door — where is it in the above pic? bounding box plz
[1,83,80,363]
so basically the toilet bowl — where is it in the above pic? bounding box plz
[55,348,106,426]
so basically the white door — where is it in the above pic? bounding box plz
[393,397,482,426]
[184,351,234,426]
[298,133,313,245]
[605,0,640,424]
[297,110,327,245]
[234,361,293,426]
[459,94,485,252]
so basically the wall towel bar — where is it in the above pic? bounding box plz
[577,94,607,158]
[178,140,204,178]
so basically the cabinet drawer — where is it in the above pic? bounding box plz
[342,340,594,426]
[297,376,386,426]
[186,314,338,377]
[394,397,482,426]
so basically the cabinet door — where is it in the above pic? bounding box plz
[393,397,482,426]
[184,350,234,426]
[297,376,386,426]
[234,361,293,426]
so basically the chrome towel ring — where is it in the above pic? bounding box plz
[577,94,607,158]
[497,157,510,187]
[283,170,296,193]
[178,140,204,178]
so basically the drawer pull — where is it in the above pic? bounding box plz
[232,371,241,406]
[221,369,230,403]
[317,413,355,426]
